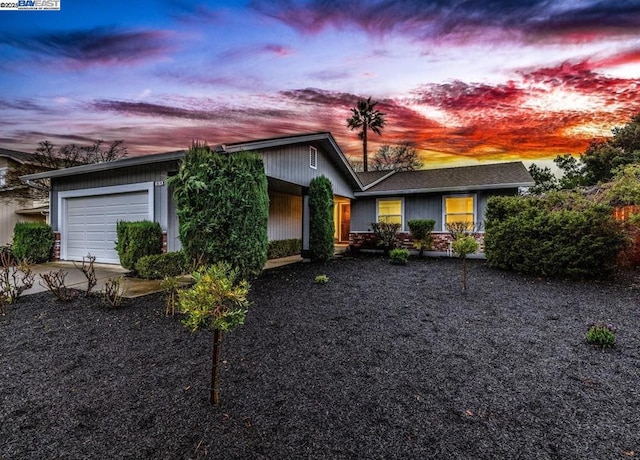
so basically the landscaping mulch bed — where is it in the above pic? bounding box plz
[1,256,640,459]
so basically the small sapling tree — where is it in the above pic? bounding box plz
[178,262,250,405]
[451,235,479,291]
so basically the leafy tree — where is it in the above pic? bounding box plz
[371,143,422,172]
[554,154,586,189]
[527,163,558,194]
[178,262,250,405]
[309,176,335,262]
[346,97,386,172]
[169,144,269,279]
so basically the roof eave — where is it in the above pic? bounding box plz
[20,150,186,181]
[354,181,535,197]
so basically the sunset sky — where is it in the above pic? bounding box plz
[1,0,640,168]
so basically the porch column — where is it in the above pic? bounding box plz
[301,192,310,258]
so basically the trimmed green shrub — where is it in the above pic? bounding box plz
[267,239,302,259]
[115,221,163,270]
[485,195,625,279]
[309,176,335,262]
[169,145,269,279]
[452,235,479,291]
[407,219,435,257]
[390,248,409,265]
[370,221,401,255]
[135,252,186,279]
[314,274,329,284]
[12,222,54,263]
[586,322,616,348]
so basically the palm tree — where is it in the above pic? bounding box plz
[347,97,386,172]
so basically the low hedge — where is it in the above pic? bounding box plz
[135,252,187,279]
[115,221,163,270]
[12,222,54,263]
[485,195,626,279]
[267,239,302,259]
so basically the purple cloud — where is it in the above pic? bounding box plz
[1,27,174,67]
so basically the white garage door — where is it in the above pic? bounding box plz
[64,191,151,264]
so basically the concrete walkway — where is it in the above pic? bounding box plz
[19,254,305,298]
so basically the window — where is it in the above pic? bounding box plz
[0,168,7,187]
[444,195,475,228]
[309,146,318,169]
[377,199,403,226]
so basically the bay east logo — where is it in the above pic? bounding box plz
[0,0,60,10]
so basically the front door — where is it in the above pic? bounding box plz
[339,203,351,243]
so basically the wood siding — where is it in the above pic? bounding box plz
[350,189,520,232]
[259,144,355,198]
[268,191,302,241]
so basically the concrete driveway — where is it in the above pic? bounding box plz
[15,261,172,298]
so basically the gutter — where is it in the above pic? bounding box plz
[354,181,536,197]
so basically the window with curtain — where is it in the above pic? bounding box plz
[444,196,474,227]
[378,199,402,225]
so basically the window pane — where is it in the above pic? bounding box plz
[379,200,401,216]
[380,215,402,225]
[445,197,473,214]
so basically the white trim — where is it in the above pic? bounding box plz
[442,193,477,232]
[58,182,154,261]
[376,197,405,231]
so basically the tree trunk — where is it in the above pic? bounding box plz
[211,329,223,405]
[363,128,368,172]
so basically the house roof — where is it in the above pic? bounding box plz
[20,150,186,181]
[0,148,40,166]
[215,132,364,190]
[355,162,534,196]
[356,170,395,188]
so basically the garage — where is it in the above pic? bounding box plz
[60,184,154,264]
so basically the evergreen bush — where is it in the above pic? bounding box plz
[267,239,302,259]
[407,219,435,257]
[370,221,401,255]
[115,221,163,270]
[309,176,335,262]
[135,252,186,279]
[12,222,54,263]
[169,145,269,279]
[389,248,409,265]
[485,195,625,279]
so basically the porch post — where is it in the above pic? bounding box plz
[301,191,310,258]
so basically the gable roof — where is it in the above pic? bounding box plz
[215,132,363,190]
[0,148,40,166]
[355,162,534,196]
[357,170,395,188]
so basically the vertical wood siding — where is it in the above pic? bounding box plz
[260,145,355,198]
[268,191,302,241]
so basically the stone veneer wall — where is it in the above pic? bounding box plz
[349,231,485,254]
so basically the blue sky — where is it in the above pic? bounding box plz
[1,0,640,167]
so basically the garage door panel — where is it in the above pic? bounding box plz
[64,190,151,264]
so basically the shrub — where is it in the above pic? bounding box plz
[169,145,269,280]
[135,252,186,279]
[309,176,335,262]
[267,239,302,259]
[39,269,78,302]
[586,322,616,348]
[407,219,435,257]
[452,235,479,291]
[370,222,401,255]
[103,276,125,308]
[12,222,54,263]
[485,195,626,279]
[314,274,329,284]
[389,248,409,265]
[115,221,163,270]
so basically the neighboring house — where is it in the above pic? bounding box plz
[0,148,50,246]
[21,132,534,264]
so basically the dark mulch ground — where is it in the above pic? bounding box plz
[1,256,640,459]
